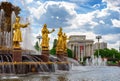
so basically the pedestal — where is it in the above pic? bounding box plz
[12,49,22,62]
[41,50,49,62]
[63,53,68,57]
[56,51,69,71]
[56,51,64,60]
[13,47,21,50]
[42,50,49,56]
[56,50,63,54]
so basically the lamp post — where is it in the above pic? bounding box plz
[96,36,102,57]
[36,34,42,52]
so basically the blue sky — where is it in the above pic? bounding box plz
[1,0,120,50]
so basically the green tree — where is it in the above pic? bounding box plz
[67,48,73,58]
[52,39,57,48]
[50,39,73,58]
[50,39,57,55]
[94,48,120,60]
[50,48,56,55]
[34,41,40,51]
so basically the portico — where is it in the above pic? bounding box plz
[67,35,94,62]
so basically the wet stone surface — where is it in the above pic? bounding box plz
[0,66,120,81]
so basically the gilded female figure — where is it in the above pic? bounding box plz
[56,27,64,51]
[62,33,67,53]
[41,24,55,50]
[13,17,29,49]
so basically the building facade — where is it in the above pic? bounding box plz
[93,42,107,52]
[67,35,94,62]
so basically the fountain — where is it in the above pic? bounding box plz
[0,1,120,81]
[85,55,107,66]
[0,1,71,75]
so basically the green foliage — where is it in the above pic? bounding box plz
[67,48,73,58]
[34,41,40,51]
[52,39,57,48]
[50,39,73,58]
[107,61,118,65]
[50,48,56,55]
[50,39,57,55]
[94,48,120,60]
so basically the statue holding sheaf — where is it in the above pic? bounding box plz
[56,27,64,52]
[41,24,55,50]
[56,28,69,54]
[62,33,68,53]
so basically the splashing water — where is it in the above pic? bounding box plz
[22,17,34,50]
[11,11,16,48]
[86,55,107,66]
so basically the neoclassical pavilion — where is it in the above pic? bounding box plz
[67,35,94,62]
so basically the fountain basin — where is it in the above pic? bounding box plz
[0,50,70,74]
[0,66,120,81]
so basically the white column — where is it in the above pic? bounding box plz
[81,50,83,62]
[76,44,78,60]
[84,43,85,57]
[72,44,74,57]
[71,44,73,49]
[91,44,93,56]
[78,44,80,61]
[89,43,91,56]
[74,44,76,59]
[86,44,87,57]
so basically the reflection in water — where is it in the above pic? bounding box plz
[0,66,120,81]
[57,75,68,81]
[41,76,51,81]
[0,79,22,81]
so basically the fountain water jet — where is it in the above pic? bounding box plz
[11,11,16,48]
[22,18,33,50]
[85,55,107,66]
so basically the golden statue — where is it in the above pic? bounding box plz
[62,33,68,53]
[13,17,30,49]
[56,27,64,52]
[41,24,55,50]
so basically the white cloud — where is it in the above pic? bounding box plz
[96,9,110,18]
[99,20,105,24]
[101,34,120,50]
[22,0,120,51]
[59,2,77,16]
[27,1,77,24]
[36,1,42,5]
[43,1,77,16]
[102,0,120,12]
[65,0,118,29]
[66,10,99,29]
[108,41,120,51]
[25,0,33,4]
[27,0,110,30]
[67,31,96,40]
[92,4,100,9]
[28,4,46,20]
[102,34,119,42]
[70,0,90,4]
[111,19,120,28]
